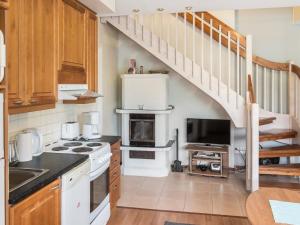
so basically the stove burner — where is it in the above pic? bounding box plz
[52,146,69,151]
[86,143,102,147]
[72,147,93,153]
[63,142,83,147]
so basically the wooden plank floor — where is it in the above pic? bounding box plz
[107,207,250,225]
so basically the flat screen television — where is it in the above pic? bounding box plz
[187,118,231,145]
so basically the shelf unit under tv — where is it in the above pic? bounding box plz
[185,144,229,178]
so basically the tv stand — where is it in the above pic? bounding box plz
[185,144,229,178]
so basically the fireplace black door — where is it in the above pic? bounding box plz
[129,114,155,147]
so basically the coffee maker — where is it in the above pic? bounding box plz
[82,112,101,140]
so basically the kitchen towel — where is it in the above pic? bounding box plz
[16,132,33,162]
[269,200,300,225]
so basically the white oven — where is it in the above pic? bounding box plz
[89,151,111,225]
[46,140,112,225]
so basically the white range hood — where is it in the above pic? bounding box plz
[58,84,88,100]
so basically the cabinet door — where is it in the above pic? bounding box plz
[6,0,26,108]
[24,0,57,105]
[86,11,98,92]
[10,180,61,225]
[59,0,87,84]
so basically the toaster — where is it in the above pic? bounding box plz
[61,122,80,140]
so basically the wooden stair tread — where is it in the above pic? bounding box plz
[260,181,300,190]
[260,164,300,176]
[259,117,276,126]
[260,144,300,158]
[259,129,297,142]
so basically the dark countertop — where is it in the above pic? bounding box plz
[98,135,121,145]
[9,152,88,205]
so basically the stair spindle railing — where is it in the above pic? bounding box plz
[117,11,300,127]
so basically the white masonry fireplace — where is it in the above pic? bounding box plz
[117,74,174,177]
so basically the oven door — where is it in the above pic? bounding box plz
[89,161,110,223]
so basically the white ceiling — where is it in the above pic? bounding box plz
[102,0,300,16]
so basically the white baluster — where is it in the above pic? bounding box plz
[192,12,195,77]
[246,35,253,101]
[236,38,240,108]
[263,67,267,110]
[227,32,231,102]
[141,14,144,41]
[184,12,187,72]
[296,76,298,119]
[210,19,213,90]
[175,13,178,50]
[127,15,129,30]
[159,13,162,53]
[175,13,178,65]
[218,25,222,96]
[134,14,137,36]
[255,64,259,103]
[288,62,294,116]
[151,14,154,47]
[201,13,204,83]
[279,71,283,113]
[240,57,243,97]
[167,14,170,60]
[271,70,275,112]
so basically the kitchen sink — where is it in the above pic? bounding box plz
[9,168,49,192]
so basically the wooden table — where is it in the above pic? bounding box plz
[246,188,300,225]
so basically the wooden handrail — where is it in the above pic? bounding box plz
[181,11,300,74]
[292,64,300,79]
[195,12,246,48]
[248,75,256,104]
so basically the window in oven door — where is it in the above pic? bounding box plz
[90,168,109,212]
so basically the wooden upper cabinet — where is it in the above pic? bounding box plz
[6,0,25,107]
[7,0,57,113]
[87,11,98,92]
[6,0,98,112]
[10,180,61,225]
[26,0,58,106]
[59,0,87,84]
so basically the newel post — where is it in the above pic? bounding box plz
[245,35,259,192]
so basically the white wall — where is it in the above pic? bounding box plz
[209,10,236,28]
[8,102,100,145]
[236,7,300,65]
[99,22,121,135]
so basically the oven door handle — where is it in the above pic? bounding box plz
[89,161,110,182]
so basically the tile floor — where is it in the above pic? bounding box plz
[117,172,249,217]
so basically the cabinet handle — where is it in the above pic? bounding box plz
[30,99,39,104]
[50,185,60,190]
[13,100,24,105]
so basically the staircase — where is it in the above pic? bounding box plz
[103,11,300,191]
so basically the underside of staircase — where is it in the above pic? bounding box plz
[104,15,246,128]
